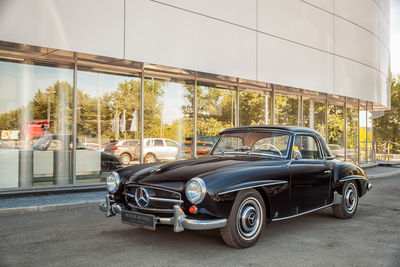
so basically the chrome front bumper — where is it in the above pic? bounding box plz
[99,195,227,232]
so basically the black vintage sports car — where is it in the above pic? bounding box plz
[99,126,372,248]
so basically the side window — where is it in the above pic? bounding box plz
[165,140,177,147]
[293,135,321,160]
[154,140,164,147]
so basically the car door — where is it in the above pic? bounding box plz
[153,139,167,159]
[289,134,332,213]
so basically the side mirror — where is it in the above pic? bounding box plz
[294,150,302,160]
[287,150,302,167]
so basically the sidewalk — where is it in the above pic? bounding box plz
[0,190,106,215]
[0,165,398,216]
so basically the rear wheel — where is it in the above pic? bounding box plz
[144,153,156,163]
[120,153,131,165]
[332,181,359,219]
[220,189,266,248]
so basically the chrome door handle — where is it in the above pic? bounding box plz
[324,170,332,174]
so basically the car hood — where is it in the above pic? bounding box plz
[123,156,287,191]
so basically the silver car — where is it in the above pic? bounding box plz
[104,139,140,165]
[135,138,180,163]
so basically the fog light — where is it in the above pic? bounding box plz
[189,205,198,214]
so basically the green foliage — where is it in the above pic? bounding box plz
[374,75,400,143]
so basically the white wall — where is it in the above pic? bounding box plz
[0,0,391,108]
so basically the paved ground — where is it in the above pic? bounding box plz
[0,175,399,267]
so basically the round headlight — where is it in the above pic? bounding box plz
[185,177,206,204]
[106,171,120,193]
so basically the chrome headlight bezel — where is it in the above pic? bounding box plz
[106,171,120,193]
[185,177,206,204]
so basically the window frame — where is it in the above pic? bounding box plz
[292,133,323,160]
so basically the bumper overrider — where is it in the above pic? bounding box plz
[99,195,227,232]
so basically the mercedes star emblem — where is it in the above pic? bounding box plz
[135,187,150,208]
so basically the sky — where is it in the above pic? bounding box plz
[392,0,400,75]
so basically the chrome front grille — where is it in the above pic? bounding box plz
[124,184,182,213]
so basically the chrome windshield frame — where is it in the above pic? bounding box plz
[210,129,293,159]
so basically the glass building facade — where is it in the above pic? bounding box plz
[0,42,376,191]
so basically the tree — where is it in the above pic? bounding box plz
[374,75,400,143]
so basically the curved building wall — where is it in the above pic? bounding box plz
[0,0,391,108]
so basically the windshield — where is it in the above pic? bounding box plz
[212,131,291,157]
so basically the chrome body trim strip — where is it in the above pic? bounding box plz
[148,196,184,204]
[339,175,367,183]
[271,204,332,221]
[218,181,288,195]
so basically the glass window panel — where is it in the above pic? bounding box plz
[359,108,367,163]
[328,104,345,160]
[303,99,326,137]
[294,135,321,159]
[144,78,194,162]
[197,86,235,149]
[275,95,299,125]
[77,70,141,183]
[0,60,73,188]
[239,91,269,126]
[346,107,359,164]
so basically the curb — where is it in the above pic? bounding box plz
[0,200,102,216]
[367,169,400,179]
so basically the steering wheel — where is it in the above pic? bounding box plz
[255,144,283,155]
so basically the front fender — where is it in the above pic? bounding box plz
[332,162,370,197]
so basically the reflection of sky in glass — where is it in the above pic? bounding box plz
[160,82,188,125]
[78,73,188,124]
[0,61,72,113]
[77,71,134,97]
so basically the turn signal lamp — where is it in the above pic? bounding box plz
[189,205,198,214]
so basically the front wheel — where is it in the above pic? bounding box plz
[332,181,359,219]
[120,153,131,165]
[220,189,266,248]
[144,153,156,163]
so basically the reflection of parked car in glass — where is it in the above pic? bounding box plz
[134,138,180,163]
[184,136,218,158]
[33,134,123,172]
[104,139,140,165]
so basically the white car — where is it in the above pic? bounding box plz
[135,138,180,163]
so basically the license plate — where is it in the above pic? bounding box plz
[121,210,156,230]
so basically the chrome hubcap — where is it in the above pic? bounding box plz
[121,154,130,164]
[237,198,262,240]
[344,184,357,213]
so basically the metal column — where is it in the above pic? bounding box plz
[298,95,303,126]
[344,99,347,162]
[192,73,197,158]
[235,82,239,127]
[365,105,368,163]
[325,97,329,141]
[357,101,360,164]
[271,86,275,125]
[72,52,78,185]
[139,63,145,164]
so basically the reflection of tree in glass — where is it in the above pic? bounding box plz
[275,96,298,125]
[328,105,344,146]
[0,81,73,136]
[183,86,234,136]
[239,92,265,126]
